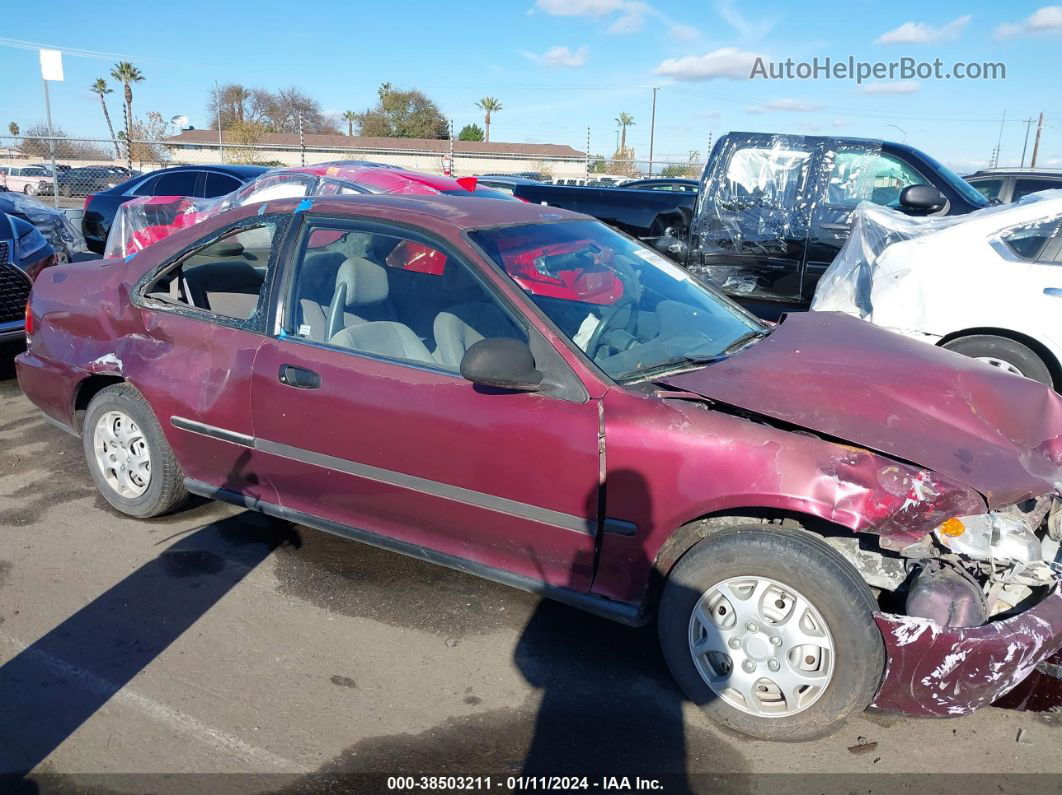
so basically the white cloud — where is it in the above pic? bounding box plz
[876,15,971,45]
[534,0,623,16]
[995,6,1062,38]
[746,98,825,114]
[608,1,648,33]
[521,45,590,67]
[655,47,762,81]
[859,80,921,95]
[536,0,698,39]
[715,0,776,41]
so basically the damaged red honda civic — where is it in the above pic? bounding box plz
[16,194,1062,740]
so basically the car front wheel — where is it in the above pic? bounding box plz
[82,383,187,518]
[658,526,885,740]
[942,334,1053,387]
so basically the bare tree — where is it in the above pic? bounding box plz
[205,84,338,134]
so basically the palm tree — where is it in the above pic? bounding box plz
[91,79,121,158]
[7,122,18,137]
[110,61,144,164]
[341,110,357,137]
[615,112,635,154]
[378,82,393,101]
[476,97,502,143]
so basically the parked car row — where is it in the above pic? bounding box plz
[102,162,516,258]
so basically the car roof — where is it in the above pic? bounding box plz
[255,193,586,231]
[966,169,1062,178]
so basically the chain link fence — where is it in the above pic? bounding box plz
[1,135,704,211]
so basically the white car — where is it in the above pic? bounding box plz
[812,192,1062,388]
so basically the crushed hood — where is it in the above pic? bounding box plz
[663,312,1062,508]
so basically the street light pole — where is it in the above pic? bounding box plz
[648,86,658,177]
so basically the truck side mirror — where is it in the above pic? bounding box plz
[899,184,946,215]
[460,338,543,392]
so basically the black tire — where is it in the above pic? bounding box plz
[658,526,885,741]
[943,334,1053,387]
[82,383,187,518]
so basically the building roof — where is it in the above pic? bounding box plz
[164,130,585,159]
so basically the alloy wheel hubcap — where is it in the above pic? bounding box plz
[93,410,151,498]
[975,356,1023,377]
[688,575,834,717]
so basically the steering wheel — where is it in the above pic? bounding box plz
[585,295,638,361]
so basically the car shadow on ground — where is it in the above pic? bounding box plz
[286,469,744,792]
[0,510,300,779]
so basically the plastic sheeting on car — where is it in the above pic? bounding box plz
[0,191,86,259]
[691,133,890,297]
[811,189,1062,320]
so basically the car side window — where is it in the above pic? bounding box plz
[825,152,926,207]
[140,221,279,322]
[286,224,526,371]
[152,170,199,197]
[970,178,1004,201]
[317,180,368,196]
[1013,178,1061,201]
[203,173,241,197]
[1000,216,1061,260]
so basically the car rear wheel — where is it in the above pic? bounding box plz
[23,184,34,196]
[943,334,1053,387]
[82,383,187,518]
[658,526,885,740]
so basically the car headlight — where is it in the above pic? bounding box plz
[933,512,1042,564]
[16,225,48,260]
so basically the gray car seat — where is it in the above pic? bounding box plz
[432,302,521,368]
[328,321,435,364]
[324,257,398,340]
[295,252,345,340]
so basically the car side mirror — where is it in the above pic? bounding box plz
[899,184,945,215]
[460,338,542,392]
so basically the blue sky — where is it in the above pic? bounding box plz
[2,1,1060,171]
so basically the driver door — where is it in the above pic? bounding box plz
[250,216,601,590]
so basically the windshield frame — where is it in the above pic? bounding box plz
[463,218,769,386]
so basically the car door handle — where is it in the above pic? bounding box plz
[1045,288,1062,298]
[819,223,851,231]
[278,365,321,389]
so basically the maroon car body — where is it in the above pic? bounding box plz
[15,194,1062,733]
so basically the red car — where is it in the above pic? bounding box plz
[16,194,1062,739]
[104,163,513,258]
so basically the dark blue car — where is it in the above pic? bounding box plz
[82,164,267,254]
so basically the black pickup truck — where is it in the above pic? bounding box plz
[513,132,990,316]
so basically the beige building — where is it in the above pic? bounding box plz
[163,130,587,180]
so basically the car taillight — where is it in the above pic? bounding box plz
[83,194,94,211]
[24,301,34,337]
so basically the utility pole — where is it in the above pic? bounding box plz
[298,111,305,167]
[1030,112,1044,168]
[990,110,1006,168]
[447,119,454,176]
[585,126,590,181]
[648,86,658,178]
[1020,117,1036,167]
[215,81,224,163]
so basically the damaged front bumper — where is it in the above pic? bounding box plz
[871,580,1062,716]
